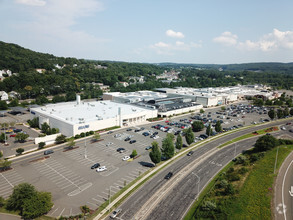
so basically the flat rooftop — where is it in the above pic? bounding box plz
[31,100,150,125]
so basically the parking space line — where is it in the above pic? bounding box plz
[58,208,65,217]
[92,198,103,203]
[0,173,14,187]
[50,207,59,215]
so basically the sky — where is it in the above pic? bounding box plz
[1,0,293,64]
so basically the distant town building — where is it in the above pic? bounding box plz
[0,91,9,101]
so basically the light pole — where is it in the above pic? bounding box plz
[192,172,200,201]
[274,146,279,174]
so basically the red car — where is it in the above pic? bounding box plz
[10,134,16,137]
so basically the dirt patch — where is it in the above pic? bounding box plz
[29,156,50,163]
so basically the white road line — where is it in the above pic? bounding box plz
[92,198,103,203]
[282,159,293,220]
[0,173,14,187]
[87,201,98,207]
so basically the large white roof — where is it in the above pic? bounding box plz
[32,100,150,125]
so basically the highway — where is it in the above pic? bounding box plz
[105,120,289,220]
[275,150,293,220]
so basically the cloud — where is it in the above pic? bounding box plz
[213,31,238,46]
[214,29,293,51]
[150,40,202,55]
[166,29,185,38]
[15,0,46,6]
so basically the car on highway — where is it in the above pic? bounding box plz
[110,208,122,219]
[129,140,136,144]
[91,163,100,169]
[44,149,54,155]
[145,146,152,150]
[165,172,173,180]
[96,166,107,172]
[187,151,194,156]
[122,156,130,161]
[117,148,126,153]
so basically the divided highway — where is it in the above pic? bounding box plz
[105,120,289,220]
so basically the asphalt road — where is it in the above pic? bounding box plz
[275,150,293,220]
[106,119,291,220]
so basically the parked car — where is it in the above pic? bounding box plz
[91,163,100,169]
[13,128,22,133]
[129,140,136,144]
[114,134,121,138]
[145,146,152,150]
[126,128,132,131]
[124,137,131,141]
[122,156,130,161]
[117,148,125,153]
[165,172,173,180]
[96,166,107,172]
[10,133,16,137]
[106,142,113,146]
[44,150,54,155]
[153,135,159,140]
[110,208,122,219]
[107,131,113,134]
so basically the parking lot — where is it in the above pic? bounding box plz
[1,101,289,218]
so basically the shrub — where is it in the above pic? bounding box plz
[74,134,80,139]
[80,132,85,138]
[201,200,217,211]
[227,173,240,182]
[89,131,94,135]
[0,196,5,207]
[235,155,247,164]
[238,167,249,175]
[38,142,45,149]
[224,183,235,195]
[85,132,90,136]
[227,167,234,173]
[218,179,229,189]
[16,148,24,155]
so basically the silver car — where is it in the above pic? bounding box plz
[110,208,122,219]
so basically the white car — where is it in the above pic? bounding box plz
[122,156,130,161]
[153,135,159,139]
[106,142,113,147]
[96,166,107,172]
[281,126,286,130]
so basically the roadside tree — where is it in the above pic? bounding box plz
[16,148,24,155]
[131,149,137,158]
[38,142,45,149]
[206,124,212,136]
[55,134,66,144]
[192,121,204,132]
[254,135,278,152]
[290,108,293,116]
[277,109,284,119]
[66,139,75,149]
[92,133,100,142]
[149,141,161,165]
[175,134,183,150]
[185,128,194,145]
[283,107,289,117]
[0,133,7,143]
[268,109,275,120]
[215,121,222,132]
[200,109,205,114]
[161,136,175,159]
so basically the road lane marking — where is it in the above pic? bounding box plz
[282,159,293,220]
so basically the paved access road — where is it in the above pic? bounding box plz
[275,150,293,220]
[106,119,291,220]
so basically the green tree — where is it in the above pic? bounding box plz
[254,135,278,152]
[206,124,212,136]
[185,128,194,145]
[8,99,19,107]
[277,109,284,119]
[224,183,235,195]
[28,117,39,128]
[131,149,137,158]
[55,134,66,144]
[22,191,53,219]
[268,109,275,120]
[15,133,29,143]
[66,139,75,149]
[283,107,289,117]
[192,121,204,132]
[215,120,222,132]
[0,159,12,171]
[41,122,50,134]
[253,98,264,106]
[221,106,226,111]
[38,142,45,149]
[93,133,100,142]
[175,134,183,150]
[290,108,293,116]
[161,136,175,159]
[0,100,8,110]
[0,133,7,143]
[149,141,161,165]
[200,109,205,114]
[16,148,24,155]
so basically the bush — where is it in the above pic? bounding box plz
[74,134,80,139]
[227,173,240,182]
[89,131,94,135]
[238,167,249,175]
[235,155,247,164]
[131,149,138,158]
[80,132,85,137]
[227,167,234,173]
[38,142,45,149]
[85,132,90,136]
[0,196,5,207]
[224,183,235,195]
[201,200,217,211]
[16,148,24,155]
[217,179,229,189]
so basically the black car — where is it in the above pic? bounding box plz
[165,172,173,180]
[13,128,22,133]
[153,131,158,135]
[117,148,125,153]
[145,146,152,150]
[124,137,131,141]
[44,149,54,155]
[129,140,136,144]
[91,163,100,169]
[134,129,140,132]
[187,151,194,156]
[126,128,132,131]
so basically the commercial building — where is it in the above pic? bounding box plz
[31,95,157,137]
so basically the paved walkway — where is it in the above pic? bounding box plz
[0,213,21,220]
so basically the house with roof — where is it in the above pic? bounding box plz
[0,91,9,101]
